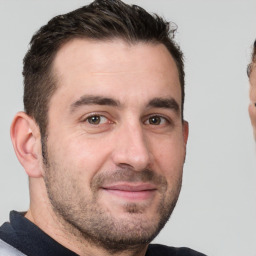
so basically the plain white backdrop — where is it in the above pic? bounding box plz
[1,1,256,255]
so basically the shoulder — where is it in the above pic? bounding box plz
[0,239,26,256]
[147,244,207,256]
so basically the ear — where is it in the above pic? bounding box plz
[182,121,189,163]
[249,103,256,139]
[10,112,43,178]
[182,120,189,146]
[249,67,256,138]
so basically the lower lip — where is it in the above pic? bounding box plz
[102,189,156,201]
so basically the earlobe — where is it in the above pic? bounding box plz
[10,112,42,178]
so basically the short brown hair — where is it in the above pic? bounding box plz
[23,0,185,139]
[247,40,256,77]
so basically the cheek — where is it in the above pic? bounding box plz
[54,135,114,177]
[150,134,185,177]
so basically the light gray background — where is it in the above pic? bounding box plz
[1,1,256,255]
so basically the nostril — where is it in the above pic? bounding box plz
[117,163,133,169]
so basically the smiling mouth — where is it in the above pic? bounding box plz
[101,183,157,201]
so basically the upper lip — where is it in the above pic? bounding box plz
[101,183,157,192]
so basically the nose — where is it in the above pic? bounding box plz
[111,123,152,171]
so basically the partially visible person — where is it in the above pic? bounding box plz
[248,40,256,137]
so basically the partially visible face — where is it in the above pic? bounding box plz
[43,39,188,251]
[249,63,256,139]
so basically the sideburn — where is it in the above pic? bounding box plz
[41,134,49,167]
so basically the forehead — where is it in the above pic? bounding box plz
[53,38,178,74]
[51,38,181,105]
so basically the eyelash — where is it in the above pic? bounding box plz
[82,113,171,127]
[82,114,111,125]
[144,115,170,125]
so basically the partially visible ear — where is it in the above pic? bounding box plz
[249,66,256,139]
[249,103,256,139]
[182,121,189,163]
[10,112,43,178]
[182,120,189,146]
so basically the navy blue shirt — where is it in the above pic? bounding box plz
[0,211,206,256]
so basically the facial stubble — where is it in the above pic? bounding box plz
[42,141,183,253]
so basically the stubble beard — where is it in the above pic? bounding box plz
[42,141,182,253]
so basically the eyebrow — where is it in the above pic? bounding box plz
[70,95,180,115]
[147,97,180,114]
[70,95,120,112]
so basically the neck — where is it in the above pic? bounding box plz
[26,202,148,256]
[26,208,148,256]
[27,178,149,256]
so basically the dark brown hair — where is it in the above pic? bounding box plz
[247,40,256,77]
[23,0,185,139]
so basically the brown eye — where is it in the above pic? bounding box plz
[145,116,169,126]
[86,115,107,125]
[148,116,162,125]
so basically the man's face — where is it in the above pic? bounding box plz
[43,39,188,250]
[249,63,256,138]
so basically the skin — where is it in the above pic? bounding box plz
[249,64,256,138]
[11,39,188,256]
